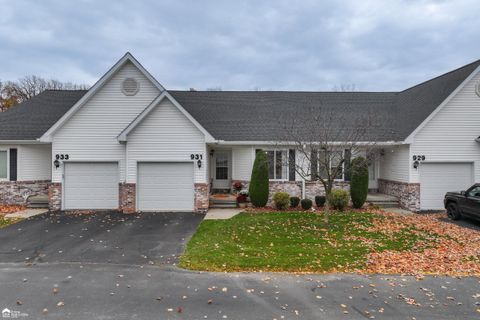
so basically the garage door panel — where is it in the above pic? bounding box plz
[420,163,472,210]
[138,162,194,211]
[64,162,119,210]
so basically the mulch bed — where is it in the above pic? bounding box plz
[0,205,26,216]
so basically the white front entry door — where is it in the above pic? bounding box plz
[368,154,378,189]
[213,150,231,189]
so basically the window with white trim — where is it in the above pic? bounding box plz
[0,150,7,180]
[265,150,288,180]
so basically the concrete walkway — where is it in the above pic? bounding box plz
[4,208,48,219]
[204,208,243,220]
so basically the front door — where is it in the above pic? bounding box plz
[368,153,378,190]
[213,150,231,189]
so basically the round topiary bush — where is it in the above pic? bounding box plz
[290,196,300,208]
[300,199,313,210]
[327,189,349,211]
[315,195,326,208]
[350,156,369,208]
[248,150,270,207]
[273,192,290,210]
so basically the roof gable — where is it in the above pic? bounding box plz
[117,91,215,142]
[39,52,165,142]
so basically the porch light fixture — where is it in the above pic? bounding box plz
[209,149,214,156]
[53,159,60,169]
[197,159,202,169]
[413,160,419,169]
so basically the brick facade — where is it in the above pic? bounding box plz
[0,180,50,205]
[119,183,136,213]
[378,178,420,212]
[194,183,209,213]
[48,183,62,211]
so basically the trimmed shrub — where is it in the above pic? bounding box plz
[273,192,290,210]
[328,189,349,211]
[350,156,369,208]
[290,196,300,208]
[248,150,270,207]
[301,199,313,210]
[315,195,326,208]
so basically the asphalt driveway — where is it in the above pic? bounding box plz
[0,211,204,265]
[1,211,480,319]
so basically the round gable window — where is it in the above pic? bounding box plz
[122,78,139,96]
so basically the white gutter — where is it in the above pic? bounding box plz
[210,140,406,146]
[0,140,50,144]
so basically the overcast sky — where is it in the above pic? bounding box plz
[1,0,479,91]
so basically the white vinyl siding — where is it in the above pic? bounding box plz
[420,163,473,210]
[0,144,51,181]
[231,146,254,180]
[51,61,161,183]
[126,98,206,183]
[379,145,410,183]
[63,162,119,210]
[18,144,51,181]
[137,162,194,211]
[410,70,480,183]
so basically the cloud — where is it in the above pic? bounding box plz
[0,0,479,91]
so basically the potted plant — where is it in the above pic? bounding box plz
[237,190,249,208]
[233,181,243,192]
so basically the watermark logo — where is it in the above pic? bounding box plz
[2,308,28,318]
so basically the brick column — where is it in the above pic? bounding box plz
[378,179,420,212]
[119,183,136,214]
[48,183,62,211]
[194,183,209,213]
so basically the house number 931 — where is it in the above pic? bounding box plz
[190,154,203,160]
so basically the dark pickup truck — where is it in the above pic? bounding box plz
[444,184,480,221]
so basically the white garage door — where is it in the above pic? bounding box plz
[64,162,119,210]
[137,162,194,211]
[420,163,473,210]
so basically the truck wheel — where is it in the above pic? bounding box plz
[446,203,461,220]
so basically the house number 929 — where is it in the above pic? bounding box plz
[190,154,203,160]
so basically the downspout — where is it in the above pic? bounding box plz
[302,177,306,199]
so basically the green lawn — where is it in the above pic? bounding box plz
[180,211,440,273]
[0,217,22,228]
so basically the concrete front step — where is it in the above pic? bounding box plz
[209,203,238,209]
[371,202,400,208]
[26,195,49,209]
[27,203,49,209]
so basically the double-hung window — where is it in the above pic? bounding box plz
[265,150,288,180]
[0,150,7,180]
[316,150,344,181]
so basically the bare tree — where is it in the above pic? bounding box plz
[0,75,89,111]
[278,100,392,199]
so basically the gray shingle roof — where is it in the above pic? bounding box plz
[0,90,87,140]
[1,59,480,142]
[170,59,480,142]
